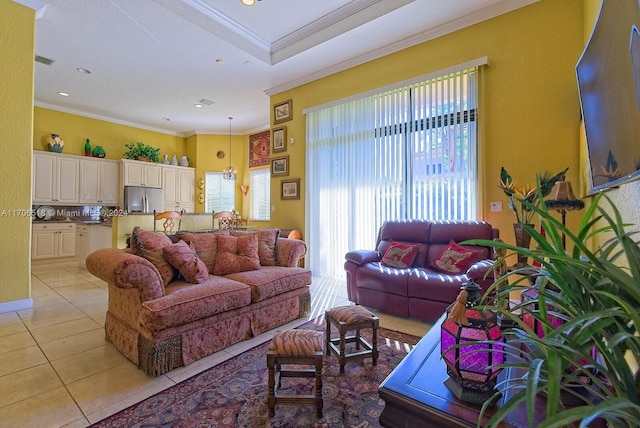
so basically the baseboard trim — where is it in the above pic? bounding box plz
[0,298,33,314]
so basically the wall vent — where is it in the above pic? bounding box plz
[35,55,55,66]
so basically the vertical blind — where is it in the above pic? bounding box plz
[306,66,479,279]
[250,169,270,220]
[205,172,236,213]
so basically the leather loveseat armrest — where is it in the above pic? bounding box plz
[345,250,380,266]
[344,250,380,303]
[86,248,165,302]
[276,237,308,267]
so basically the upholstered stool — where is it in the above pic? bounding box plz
[325,305,379,373]
[267,329,324,418]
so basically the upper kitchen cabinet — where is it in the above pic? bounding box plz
[79,158,119,205]
[162,164,195,212]
[33,151,79,204]
[121,159,162,188]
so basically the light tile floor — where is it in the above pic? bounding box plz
[0,260,354,428]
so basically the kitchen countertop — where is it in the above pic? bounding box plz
[32,220,112,227]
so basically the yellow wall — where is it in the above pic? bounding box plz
[34,107,186,161]
[269,0,585,244]
[191,133,248,215]
[0,1,34,306]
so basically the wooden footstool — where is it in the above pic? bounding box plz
[325,305,379,373]
[267,329,324,418]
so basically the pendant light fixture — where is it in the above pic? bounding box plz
[222,116,237,181]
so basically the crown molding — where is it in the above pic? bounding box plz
[34,102,188,137]
[12,0,49,11]
[266,0,539,95]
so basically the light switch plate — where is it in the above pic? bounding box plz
[490,201,502,212]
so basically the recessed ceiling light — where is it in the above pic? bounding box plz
[58,92,69,97]
[194,104,203,108]
[76,67,91,74]
[216,59,223,64]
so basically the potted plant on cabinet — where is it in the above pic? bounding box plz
[123,142,160,163]
[466,188,640,427]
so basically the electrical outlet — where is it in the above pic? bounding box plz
[490,201,502,212]
[271,205,276,212]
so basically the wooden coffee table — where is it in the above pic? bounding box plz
[379,314,540,428]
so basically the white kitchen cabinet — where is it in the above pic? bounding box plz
[76,224,112,266]
[121,159,162,188]
[32,222,77,259]
[162,164,195,212]
[79,158,119,205]
[33,152,79,204]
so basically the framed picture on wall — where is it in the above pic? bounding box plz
[271,155,289,176]
[273,99,292,124]
[272,126,287,153]
[281,178,300,200]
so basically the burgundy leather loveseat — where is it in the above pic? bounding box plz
[344,220,499,323]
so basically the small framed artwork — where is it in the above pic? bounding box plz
[273,99,293,124]
[271,155,289,176]
[272,126,287,153]
[281,178,300,200]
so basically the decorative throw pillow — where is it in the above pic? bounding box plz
[231,228,280,266]
[380,241,420,268]
[430,240,482,274]
[163,240,209,284]
[213,233,261,276]
[132,227,175,286]
[178,230,230,274]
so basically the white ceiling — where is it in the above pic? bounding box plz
[20,0,537,136]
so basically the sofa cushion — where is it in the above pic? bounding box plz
[163,240,208,284]
[178,230,229,274]
[430,240,481,274]
[231,228,280,266]
[355,262,409,297]
[380,240,420,268]
[225,266,312,303]
[213,233,261,276]
[139,277,251,331]
[408,268,467,304]
[132,227,175,286]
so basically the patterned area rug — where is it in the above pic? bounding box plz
[90,317,422,427]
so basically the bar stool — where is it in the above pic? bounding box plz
[267,329,324,418]
[325,305,379,373]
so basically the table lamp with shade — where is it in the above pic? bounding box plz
[544,180,585,249]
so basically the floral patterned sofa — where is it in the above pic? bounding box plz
[86,227,311,376]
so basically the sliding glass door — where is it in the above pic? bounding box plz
[306,67,479,279]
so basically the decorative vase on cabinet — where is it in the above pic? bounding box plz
[48,134,64,153]
[180,155,189,167]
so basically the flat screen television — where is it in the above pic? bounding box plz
[576,0,640,194]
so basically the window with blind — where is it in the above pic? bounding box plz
[306,62,482,279]
[250,169,270,221]
[204,172,236,213]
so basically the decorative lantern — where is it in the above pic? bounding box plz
[440,279,504,404]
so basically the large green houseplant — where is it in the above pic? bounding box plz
[467,189,640,427]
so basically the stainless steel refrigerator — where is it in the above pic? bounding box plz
[123,186,164,213]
